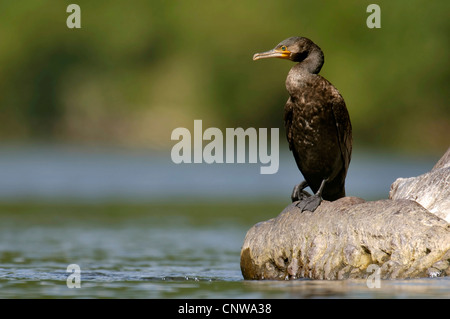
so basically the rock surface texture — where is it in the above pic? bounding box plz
[390,147,450,222]
[241,148,450,280]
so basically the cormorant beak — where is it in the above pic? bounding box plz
[253,48,291,61]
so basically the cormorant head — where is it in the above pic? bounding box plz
[253,37,324,72]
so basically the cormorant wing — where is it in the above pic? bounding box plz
[325,78,352,174]
[284,96,295,151]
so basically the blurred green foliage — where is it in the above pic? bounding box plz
[0,0,448,153]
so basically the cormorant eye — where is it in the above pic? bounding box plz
[281,46,287,51]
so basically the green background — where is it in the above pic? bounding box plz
[0,1,448,153]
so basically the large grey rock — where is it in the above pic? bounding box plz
[241,148,450,280]
[389,147,450,222]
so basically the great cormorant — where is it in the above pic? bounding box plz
[253,36,352,212]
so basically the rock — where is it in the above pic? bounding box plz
[432,147,450,171]
[389,147,450,222]
[241,148,450,280]
[241,198,450,280]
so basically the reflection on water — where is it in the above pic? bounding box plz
[0,145,446,298]
[0,203,245,298]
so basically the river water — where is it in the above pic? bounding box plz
[0,145,448,298]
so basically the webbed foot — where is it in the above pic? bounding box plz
[291,180,310,202]
[294,178,328,213]
[295,194,322,212]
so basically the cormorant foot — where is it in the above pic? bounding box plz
[295,194,322,212]
[291,181,310,202]
[294,178,328,213]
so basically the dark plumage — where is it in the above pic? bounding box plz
[253,36,352,212]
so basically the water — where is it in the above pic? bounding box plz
[0,145,448,298]
[0,145,438,202]
[1,202,449,299]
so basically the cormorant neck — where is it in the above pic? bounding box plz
[297,45,324,74]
